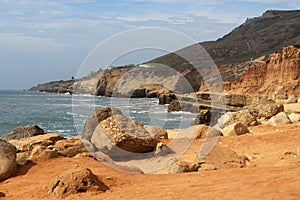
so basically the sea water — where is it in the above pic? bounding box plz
[0,90,197,137]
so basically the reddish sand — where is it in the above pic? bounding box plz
[1,123,300,200]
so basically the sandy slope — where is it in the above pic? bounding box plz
[1,123,300,200]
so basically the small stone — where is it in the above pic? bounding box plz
[297,146,300,156]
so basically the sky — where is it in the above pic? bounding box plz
[0,0,299,90]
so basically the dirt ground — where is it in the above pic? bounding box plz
[1,123,300,200]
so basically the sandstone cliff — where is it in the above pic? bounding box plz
[226,45,300,96]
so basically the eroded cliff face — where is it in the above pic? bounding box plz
[226,45,300,96]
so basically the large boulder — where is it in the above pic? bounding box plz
[91,114,158,160]
[257,103,284,119]
[221,122,249,137]
[195,146,248,170]
[82,107,122,141]
[217,110,257,129]
[0,139,17,182]
[268,112,291,126]
[48,167,109,198]
[1,125,44,140]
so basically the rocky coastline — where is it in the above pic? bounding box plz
[1,97,300,199]
[6,11,300,199]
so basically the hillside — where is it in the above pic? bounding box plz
[150,10,300,68]
[29,10,300,97]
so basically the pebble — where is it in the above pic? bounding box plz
[297,146,300,156]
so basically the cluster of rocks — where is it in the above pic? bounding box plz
[80,106,252,174]
[0,125,88,182]
[0,124,113,198]
[217,100,300,136]
[166,92,300,137]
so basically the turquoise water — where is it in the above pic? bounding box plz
[0,90,197,137]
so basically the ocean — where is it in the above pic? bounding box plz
[0,90,197,137]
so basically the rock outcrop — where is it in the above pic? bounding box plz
[49,167,109,198]
[0,140,17,182]
[226,45,300,96]
[1,125,45,141]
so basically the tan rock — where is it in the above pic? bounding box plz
[9,134,87,164]
[48,167,109,198]
[258,103,284,119]
[268,112,291,126]
[218,110,257,129]
[195,146,248,170]
[168,161,200,174]
[0,140,17,182]
[288,113,300,123]
[82,107,122,141]
[221,122,249,137]
[9,133,63,152]
[91,114,158,160]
